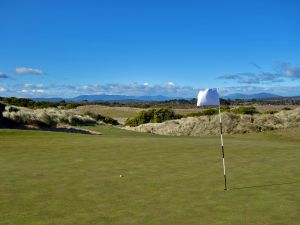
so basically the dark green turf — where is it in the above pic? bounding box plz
[0,126,299,225]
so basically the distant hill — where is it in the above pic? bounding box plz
[31,98,65,102]
[31,95,175,102]
[222,92,280,100]
[72,94,174,102]
[30,92,286,102]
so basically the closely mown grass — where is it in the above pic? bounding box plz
[0,127,299,224]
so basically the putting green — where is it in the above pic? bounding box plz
[0,126,299,225]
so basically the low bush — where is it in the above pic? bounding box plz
[103,116,119,125]
[282,107,291,110]
[231,106,259,115]
[186,108,218,117]
[68,115,96,126]
[263,110,278,115]
[186,106,230,118]
[125,107,182,127]
[83,111,119,125]
[83,111,103,119]
[7,106,19,112]
[152,107,183,123]
[0,103,5,117]
[125,110,152,127]
[65,103,82,110]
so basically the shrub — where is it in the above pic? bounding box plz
[263,110,278,115]
[65,103,81,110]
[103,116,119,125]
[282,107,291,110]
[68,115,96,126]
[125,110,151,127]
[221,105,231,112]
[125,107,181,127]
[7,106,19,112]
[0,103,5,117]
[186,106,230,118]
[83,111,119,125]
[151,108,181,123]
[231,106,259,115]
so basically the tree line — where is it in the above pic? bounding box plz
[1,96,299,110]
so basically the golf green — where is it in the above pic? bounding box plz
[0,126,299,225]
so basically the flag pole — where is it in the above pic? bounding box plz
[218,103,228,190]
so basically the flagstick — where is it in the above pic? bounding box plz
[218,104,228,190]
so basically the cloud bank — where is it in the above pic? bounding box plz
[0,61,299,98]
[1,82,300,98]
[219,62,300,84]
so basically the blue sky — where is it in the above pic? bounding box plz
[1,0,300,97]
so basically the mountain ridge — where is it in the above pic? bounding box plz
[30,92,284,102]
[222,92,280,99]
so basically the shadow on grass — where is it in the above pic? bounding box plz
[1,124,102,135]
[230,181,300,190]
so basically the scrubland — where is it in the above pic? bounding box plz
[125,107,300,136]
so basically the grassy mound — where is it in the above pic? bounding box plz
[125,107,300,136]
[1,106,118,128]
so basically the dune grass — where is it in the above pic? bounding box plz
[0,126,299,225]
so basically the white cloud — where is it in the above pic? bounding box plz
[18,84,46,95]
[0,87,7,92]
[167,81,175,86]
[82,85,89,90]
[15,67,45,75]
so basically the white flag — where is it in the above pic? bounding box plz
[197,88,220,106]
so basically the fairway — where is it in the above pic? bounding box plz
[0,127,300,225]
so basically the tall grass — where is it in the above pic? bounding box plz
[2,106,97,127]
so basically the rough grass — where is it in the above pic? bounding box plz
[175,105,299,115]
[75,105,142,118]
[2,106,97,127]
[0,126,299,225]
[73,105,300,126]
